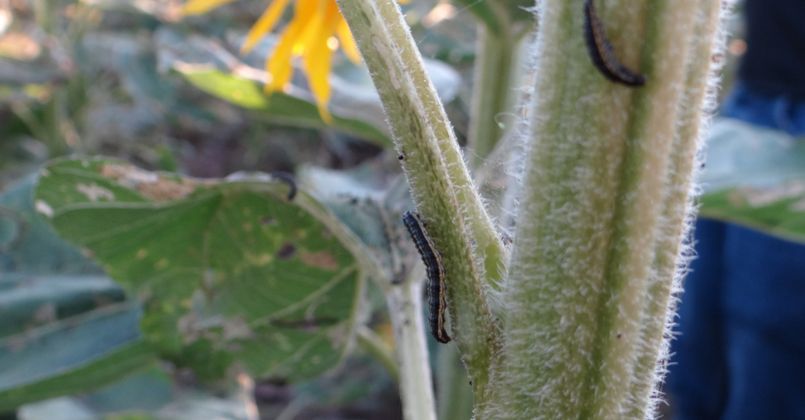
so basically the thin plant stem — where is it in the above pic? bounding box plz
[467,27,517,169]
[384,269,437,420]
[356,326,400,383]
[336,0,504,399]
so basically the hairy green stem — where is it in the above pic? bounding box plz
[336,0,504,397]
[369,0,507,288]
[627,2,726,417]
[485,0,725,418]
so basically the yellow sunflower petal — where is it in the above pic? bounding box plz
[251,0,406,123]
[182,0,236,16]
[266,0,316,92]
[266,29,299,92]
[307,43,335,123]
[303,2,339,123]
[241,0,291,54]
[292,0,326,56]
[336,19,361,63]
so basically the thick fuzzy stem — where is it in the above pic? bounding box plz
[627,2,727,417]
[335,0,504,396]
[486,0,724,418]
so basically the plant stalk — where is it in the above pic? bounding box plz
[627,2,726,417]
[384,274,437,420]
[486,0,725,417]
[436,344,474,420]
[336,0,504,397]
[468,27,518,169]
[357,326,400,383]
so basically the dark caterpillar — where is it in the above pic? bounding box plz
[583,0,646,87]
[270,172,297,200]
[402,211,450,343]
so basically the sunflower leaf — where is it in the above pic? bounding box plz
[34,157,365,382]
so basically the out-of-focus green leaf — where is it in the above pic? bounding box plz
[300,165,413,287]
[0,275,125,338]
[179,69,392,147]
[153,28,391,147]
[699,182,805,243]
[17,397,97,420]
[699,120,805,192]
[156,28,462,148]
[698,119,805,244]
[0,302,153,411]
[34,157,365,382]
[0,175,98,274]
[148,391,254,420]
[81,367,174,415]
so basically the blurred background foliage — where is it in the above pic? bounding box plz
[0,0,474,418]
[0,0,803,419]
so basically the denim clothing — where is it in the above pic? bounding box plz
[669,221,805,420]
[738,0,805,101]
[722,82,805,137]
[667,84,805,419]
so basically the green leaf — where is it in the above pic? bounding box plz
[0,302,154,411]
[34,158,365,381]
[154,29,393,146]
[179,69,392,147]
[156,29,461,149]
[699,182,805,244]
[0,275,125,338]
[299,165,413,286]
[698,120,805,244]
[0,174,98,275]
[1,172,144,409]
[81,367,174,414]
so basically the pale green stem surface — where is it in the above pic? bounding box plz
[627,2,726,417]
[486,0,725,418]
[367,1,507,289]
[384,274,437,420]
[357,325,399,383]
[335,0,504,398]
[452,0,506,36]
[468,27,518,169]
[436,344,474,420]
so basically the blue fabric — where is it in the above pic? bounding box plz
[669,222,805,420]
[668,84,805,419]
[721,82,805,137]
[668,220,728,419]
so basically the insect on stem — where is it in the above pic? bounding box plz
[583,0,646,87]
[270,172,297,201]
[402,211,451,343]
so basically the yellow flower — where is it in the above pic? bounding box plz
[183,0,366,123]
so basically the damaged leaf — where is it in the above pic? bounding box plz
[35,157,364,381]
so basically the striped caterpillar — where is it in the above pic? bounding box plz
[583,0,646,87]
[402,211,450,343]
